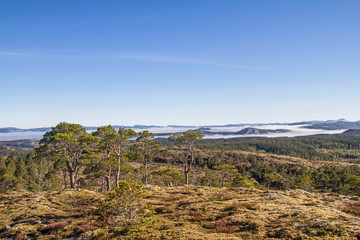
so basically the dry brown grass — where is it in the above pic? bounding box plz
[1,186,360,239]
[39,220,69,233]
[343,201,360,216]
[163,195,187,202]
[209,220,236,233]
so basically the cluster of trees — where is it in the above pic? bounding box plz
[34,122,204,191]
[239,155,360,195]
[1,122,360,195]
[34,123,150,191]
[0,151,59,192]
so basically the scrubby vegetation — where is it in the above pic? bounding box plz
[1,186,360,239]
[1,122,360,239]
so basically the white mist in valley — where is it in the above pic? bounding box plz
[0,124,348,141]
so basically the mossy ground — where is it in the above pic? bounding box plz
[1,186,360,239]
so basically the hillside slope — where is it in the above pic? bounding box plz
[1,186,360,239]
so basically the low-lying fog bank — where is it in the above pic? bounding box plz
[0,124,348,141]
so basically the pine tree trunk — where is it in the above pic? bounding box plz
[185,146,194,185]
[184,165,188,185]
[106,176,111,191]
[116,157,121,188]
[190,148,194,167]
[67,162,76,189]
[63,169,67,189]
[69,170,76,189]
[144,160,148,185]
[106,168,112,191]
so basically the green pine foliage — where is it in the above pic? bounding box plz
[1,123,360,195]
[98,180,153,228]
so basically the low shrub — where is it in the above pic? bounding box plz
[98,180,153,229]
[210,220,236,233]
[343,201,360,216]
[163,195,186,202]
[40,221,68,233]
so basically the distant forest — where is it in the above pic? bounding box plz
[158,129,360,162]
[1,123,360,195]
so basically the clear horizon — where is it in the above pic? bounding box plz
[1,1,360,128]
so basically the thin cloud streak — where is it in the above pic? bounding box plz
[0,51,53,58]
[0,50,258,69]
[101,54,254,69]
[0,51,27,57]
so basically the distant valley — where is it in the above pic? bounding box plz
[0,119,359,142]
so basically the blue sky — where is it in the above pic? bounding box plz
[1,0,360,128]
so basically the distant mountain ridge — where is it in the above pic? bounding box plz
[301,121,360,130]
[183,127,289,136]
[0,119,358,142]
[1,119,359,133]
[0,125,164,133]
[0,127,51,133]
[236,127,289,135]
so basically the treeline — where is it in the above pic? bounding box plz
[1,123,360,195]
[0,151,60,192]
[0,122,203,192]
[0,145,31,157]
[197,130,360,162]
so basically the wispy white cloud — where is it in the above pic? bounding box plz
[100,54,253,69]
[0,50,257,69]
[0,51,27,57]
[0,51,51,58]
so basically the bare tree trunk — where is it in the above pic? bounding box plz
[106,168,112,191]
[116,156,121,188]
[184,147,194,185]
[74,167,81,186]
[184,154,192,185]
[190,148,194,166]
[62,169,67,189]
[69,170,76,189]
[101,179,105,192]
[67,162,76,189]
[105,177,111,191]
[184,165,188,185]
[184,164,190,185]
